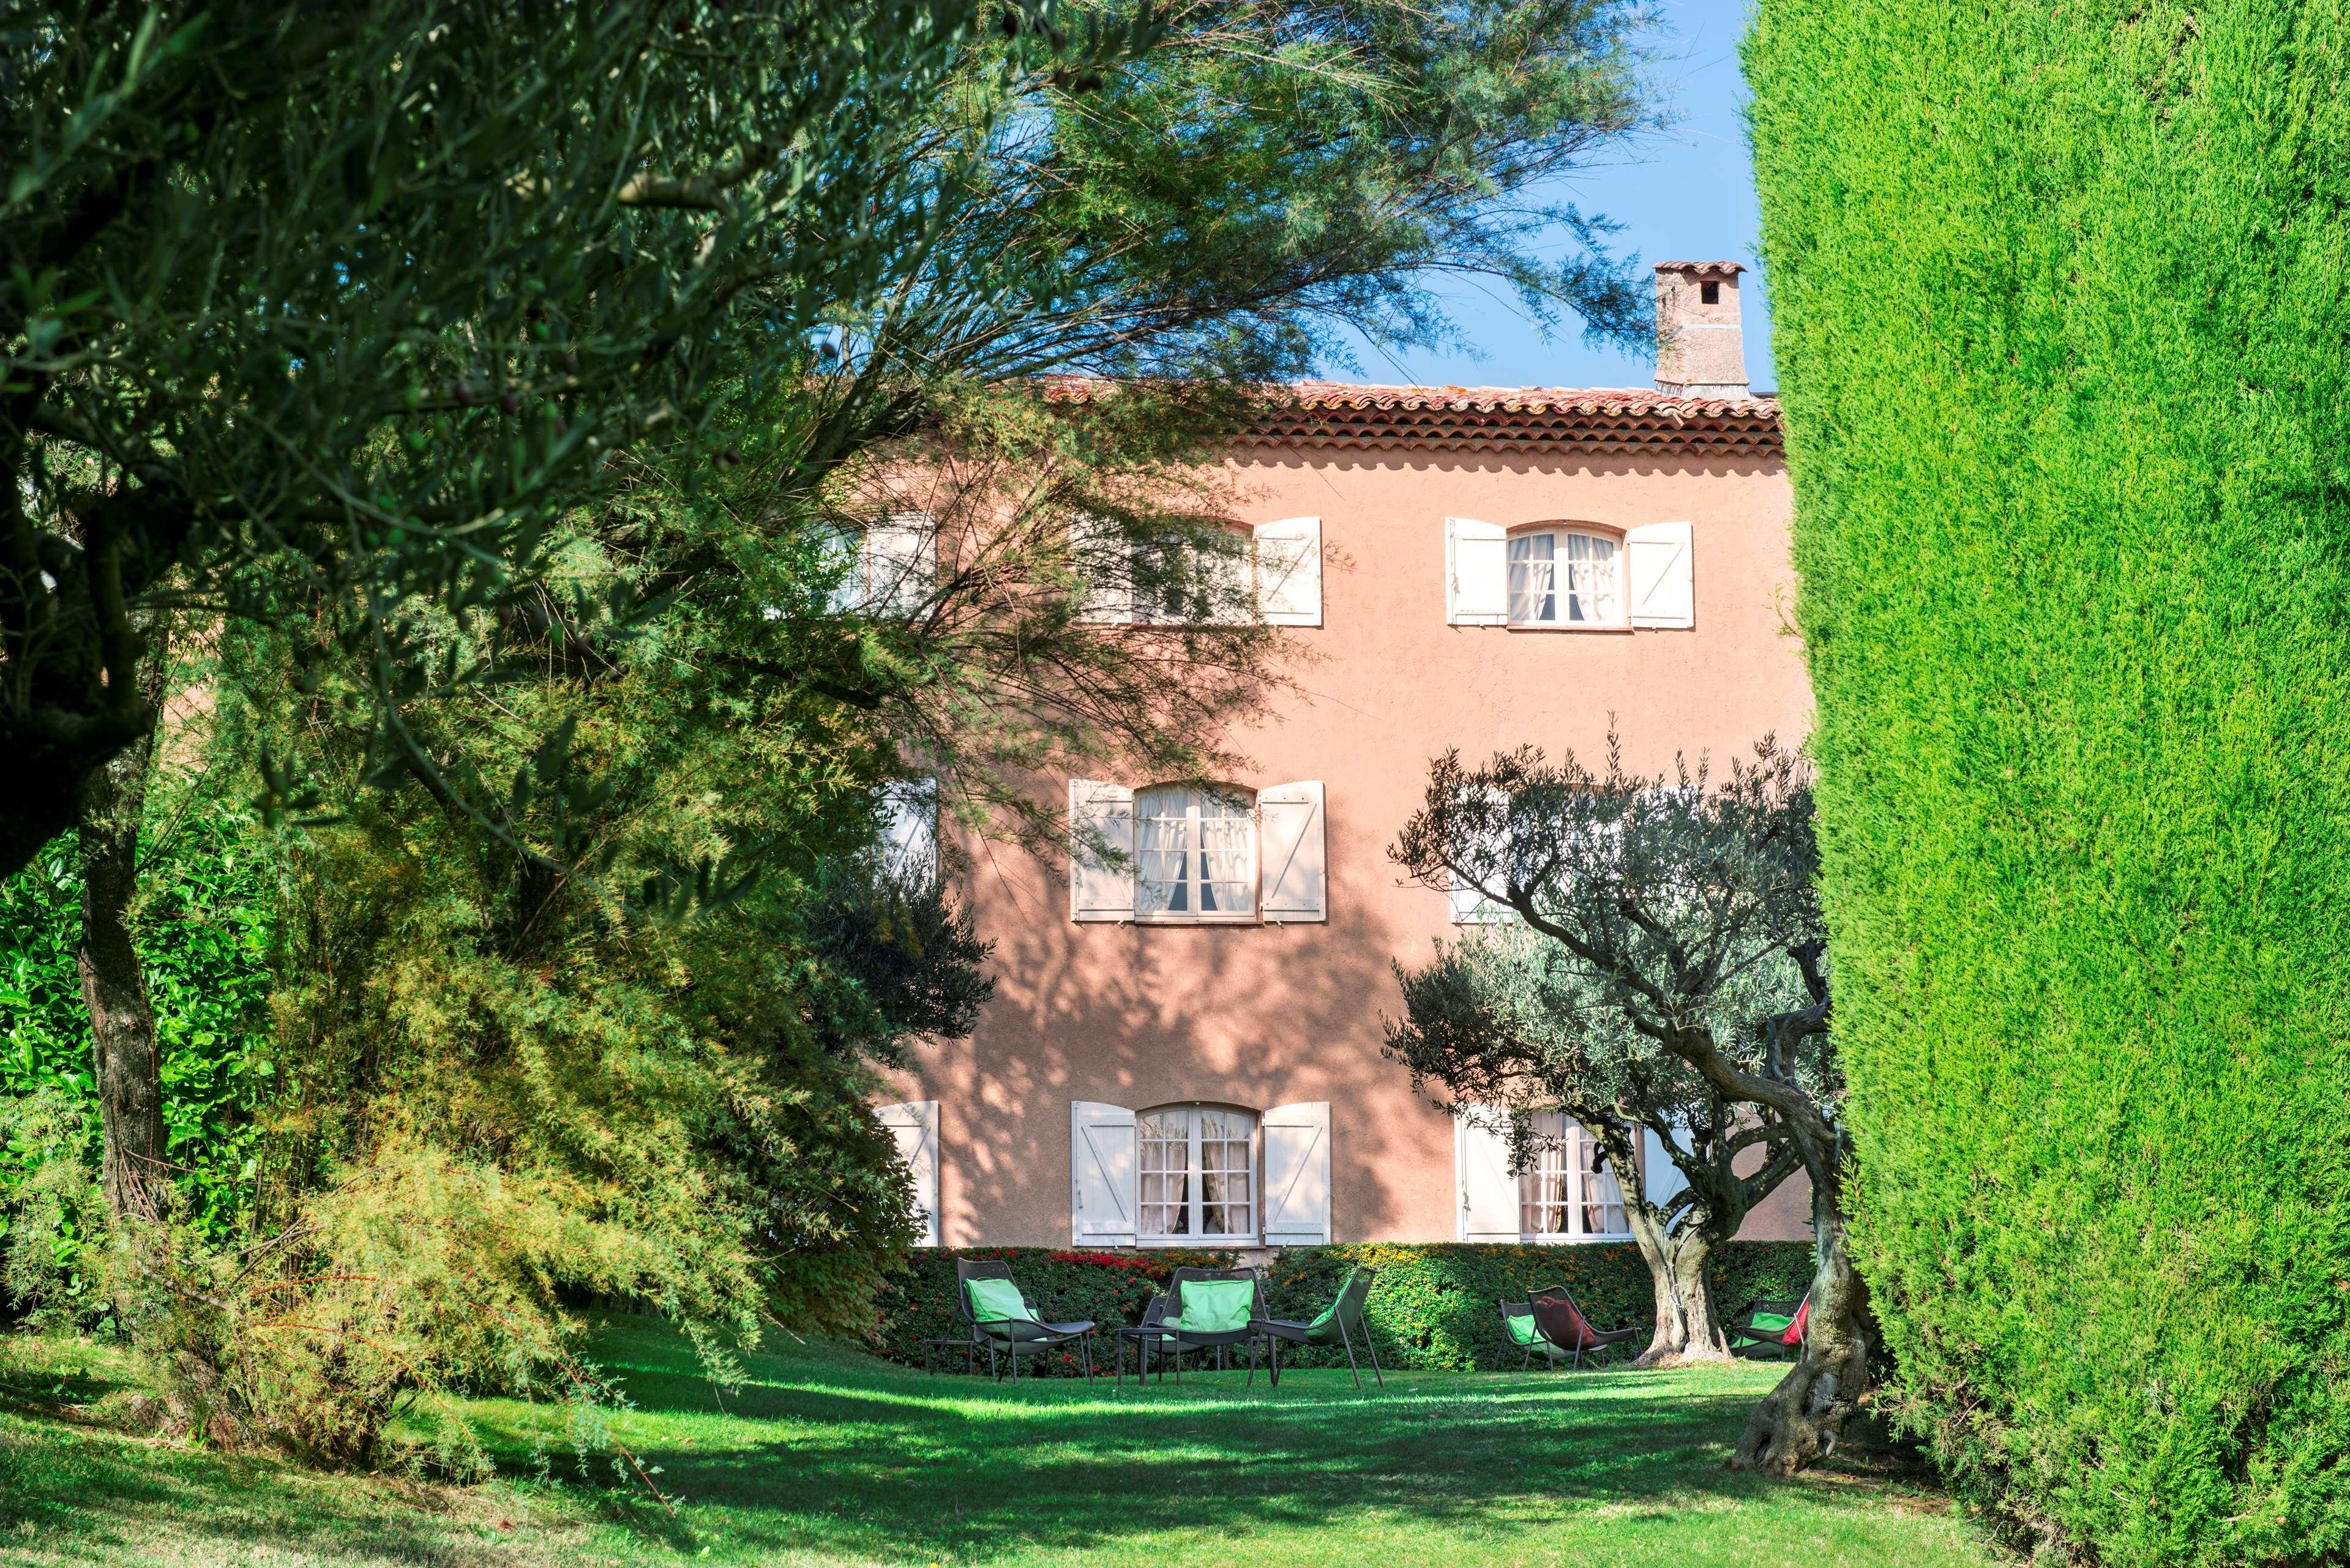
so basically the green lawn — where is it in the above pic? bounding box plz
[0,1321,2000,1567]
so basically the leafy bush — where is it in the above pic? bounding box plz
[871,1242,1816,1375]
[1746,3,2350,1561]
[1,815,279,1318]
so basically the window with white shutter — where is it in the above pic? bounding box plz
[1071,1100,1138,1245]
[877,1100,940,1246]
[1069,780,1136,922]
[1261,1101,1331,1244]
[1070,779,1327,925]
[1257,780,1327,923]
[1253,516,1322,627]
[1137,786,1255,920]
[1626,520,1696,628]
[1458,1108,1631,1242]
[1445,516,1508,625]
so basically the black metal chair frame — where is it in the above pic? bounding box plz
[1727,1295,1806,1362]
[1115,1266,1270,1388]
[954,1258,1098,1383]
[1525,1283,1641,1370]
[920,1331,985,1375]
[1253,1265,1384,1391]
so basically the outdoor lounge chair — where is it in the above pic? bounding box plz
[1728,1296,1808,1361]
[1499,1296,1576,1371]
[1525,1284,1640,1369]
[1252,1265,1384,1391]
[1117,1266,1267,1387]
[955,1258,1098,1383]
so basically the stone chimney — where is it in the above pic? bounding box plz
[1653,261,1748,398]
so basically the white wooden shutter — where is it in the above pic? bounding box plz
[1203,530,1255,626]
[878,777,938,884]
[1257,780,1326,923]
[1069,513,1132,625]
[877,1100,940,1246]
[1069,779,1136,922]
[819,522,864,614]
[1626,520,1695,628]
[1457,1107,1522,1241]
[1071,1100,1138,1245]
[1643,1125,1690,1209]
[1445,517,1508,625]
[1449,868,1519,925]
[1261,1101,1331,1245]
[866,510,936,614]
[1253,516,1322,627]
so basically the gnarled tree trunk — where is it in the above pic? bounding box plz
[75,632,171,1223]
[1604,1121,1732,1365]
[1730,1163,1869,1473]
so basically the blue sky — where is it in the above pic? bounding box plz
[1316,0,1772,394]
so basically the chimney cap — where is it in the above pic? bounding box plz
[1653,260,1746,278]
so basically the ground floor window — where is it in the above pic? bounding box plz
[1518,1111,1629,1239]
[1139,1104,1257,1242]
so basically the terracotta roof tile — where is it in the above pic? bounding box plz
[1038,378,1781,458]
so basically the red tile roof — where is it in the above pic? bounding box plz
[1653,260,1748,277]
[1039,379,1782,458]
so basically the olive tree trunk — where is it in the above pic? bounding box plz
[1731,1165,1869,1473]
[75,633,171,1223]
[1602,1121,1733,1365]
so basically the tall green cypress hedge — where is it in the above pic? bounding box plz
[1746,4,2350,1562]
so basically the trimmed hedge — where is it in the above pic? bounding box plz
[1746,4,2350,1564]
[872,1242,1816,1376]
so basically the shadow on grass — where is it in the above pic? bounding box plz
[489,1318,1916,1564]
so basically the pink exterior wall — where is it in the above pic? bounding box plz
[883,438,1815,1248]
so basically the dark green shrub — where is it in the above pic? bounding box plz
[870,1247,1238,1376]
[870,1242,1816,1375]
[1746,3,2350,1562]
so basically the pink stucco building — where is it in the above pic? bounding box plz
[878,263,1814,1254]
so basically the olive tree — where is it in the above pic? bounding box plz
[1391,736,1863,1473]
[1386,927,1805,1364]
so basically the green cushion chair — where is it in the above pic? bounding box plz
[1115,1266,1270,1388]
[1728,1295,1807,1361]
[954,1258,1098,1383]
[1251,1265,1384,1391]
[1499,1296,1574,1371]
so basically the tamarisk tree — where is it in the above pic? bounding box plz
[1385,928,1804,1365]
[1391,736,1861,1473]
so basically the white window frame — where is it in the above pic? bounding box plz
[1134,785,1259,924]
[1507,526,1626,630]
[1517,1111,1631,1241]
[1138,1104,1259,1245]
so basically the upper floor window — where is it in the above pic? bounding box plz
[1508,529,1621,627]
[1074,515,1322,629]
[1446,517,1694,630]
[1069,778,1327,924]
[1137,786,1255,919]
